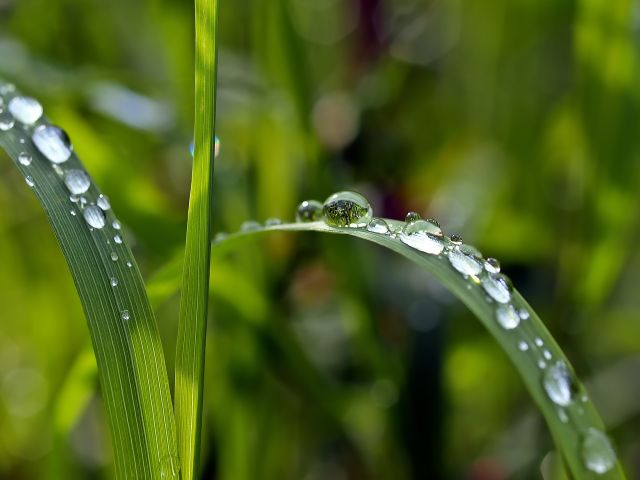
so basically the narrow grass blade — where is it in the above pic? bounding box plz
[0,84,178,478]
[174,0,219,477]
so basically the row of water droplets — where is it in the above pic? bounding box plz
[0,82,135,326]
[220,189,616,475]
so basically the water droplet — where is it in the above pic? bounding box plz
[18,152,32,166]
[535,337,544,347]
[83,205,106,229]
[114,235,123,244]
[97,194,111,210]
[264,217,282,226]
[189,136,220,158]
[159,454,181,479]
[0,83,15,95]
[8,96,43,125]
[121,310,130,321]
[481,273,513,303]
[110,277,118,287]
[484,258,500,273]
[519,309,530,320]
[110,252,119,261]
[405,211,421,223]
[543,350,552,360]
[126,261,132,268]
[112,220,121,230]
[70,210,76,216]
[323,191,373,228]
[447,245,483,276]
[0,107,15,130]
[25,176,34,187]
[495,304,520,330]
[296,199,323,223]
[64,169,91,195]
[400,219,445,255]
[32,125,72,163]
[538,360,547,369]
[240,220,261,232]
[214,232,228,242]
[518,341,529,351]
[581,428,616,474]
[450,234,463,245]
[367,217,390,234]
[543,361,576,407]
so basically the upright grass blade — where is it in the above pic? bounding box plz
[174,0,219,477]
[0,84,178,478]
[153,219,627,479]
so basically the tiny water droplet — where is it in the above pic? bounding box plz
[581,428,616,474]
[535,337,544,347]
[519,309,530,320]
[240,220,261,232]
[189,136,220,158]
[538,360,547,369]
[97,194,111,210]
[543,350,552,360]
[0,83,15,95]
[121,310,130,321]
[18,152,32,166]
[110,277,118,287]
[214,232,228,242]
[296,199,323,223]
[323,191,373,228]
[495,304,520,330]
[126,261,132,268]
[447,245,483,276]
[83,205,106,229]
[367,217,390,234]
[400,219,445,255]
[450,234,463,245]
[543,361,576,407]
[112,220,121,230]
[158,454,181,479]
[8,96,43,125]
[25,175,35,187]
[70,210,76,216]
[110,252,119,261]
[518,341,529,351]
[32,125,72,163]
[481,273,513,303]
[114,235,123,244]
[0,107,15,130]
[64,169,91,195]
[405,211,421,223]
[484,258,500,274]
[264,217,282,226]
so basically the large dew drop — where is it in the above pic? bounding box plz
[448,245,483,276]
[83,205,106,229]
[495,304,520,330]
[32,125,73,163]
[481,273,513,303]
[581,428,616,474]
[0,107,15,131]
[543,361,576,407]
[64,170,91,195]
[8,96,43,125]
[323,191,373,228]
[296,200,323,222]
[400,219,445,255]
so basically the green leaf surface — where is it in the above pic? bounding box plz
[0,84,178,479]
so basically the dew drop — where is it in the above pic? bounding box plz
[214,232,228,242]
[114,235,123,244]
[538,360,547,369]
[64,169,91,195]
[121,310,130,321]
[323,191,373,228]
[0,107,15,130]
[450,234,463,245]
[97,194,111,211]
[110,277,118,287]
[481,273,513,303]
[543,350,552,360]
[189,136,220,158]
[447,245,483,276]
[126,261,132,268]
[484,258,501,274]
[110,252,119,261]
[240,220,261,232]
[405,211,421,223]
[70,210,76,216]
[8,96,43,125]
[519,309,530,320]
[581,428,616,474]
[112,220,121,230]
[400,219,445,255]
[535,337,544,347]
[543,361,576,407]
[296,199,323,223]
[367,217,390,234]
[495,304,520,330]
[32,125,72,163]
[83,206,106,229]
[0,83,15,95]
[25,176,35,187]
[518,341,529,351]
[18,152,32,166]
[264,217,282,226]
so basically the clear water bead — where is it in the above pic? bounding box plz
[97,194,111,210]
[0,107,15,130]
[214,232,228,242]
[400,219,445,255]
[83,206,106,229]
[110,277,118,287]
[543,361,576,407]
[8,96,43,125]
[32,125,72,163]
[519,309,530,320]
[323,191,373,228]
[495,304,520,330]
[484,258,501,273]
[367,217,390,234]
[112,220,121,230]
[535,337,544,347]
[581,428,616,474]
[240,220,261,232]
[189,135,220,158]
[25,176,35,187]
[64,170,91,195]
[296,200,323,223]
[18,152,32,166]
[518,341,529,351]
[114,235,123,244]
[110,252,118,261]
[481,273,513,303]
[405,211,421,223]
[264,217,282,226]
[447,245,483,276]
[121,310,130,321]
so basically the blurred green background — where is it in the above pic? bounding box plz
[1,0,640,478]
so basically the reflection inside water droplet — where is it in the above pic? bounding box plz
[323,191,372,228]
[581,428,616,474]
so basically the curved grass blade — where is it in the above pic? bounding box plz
[0,84,178,479]
[174,0,219,477]
[178,219,625,479]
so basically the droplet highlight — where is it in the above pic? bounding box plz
[543,361,576,407]
[32,125,72,163]
[495,304,520,330]
[83,206,106,229]
[581,428,616,474]
[8,96,43,125]
[64,170,91,195]
[296,199,323,223]
[481,273,513,303]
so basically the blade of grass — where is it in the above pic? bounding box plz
[174,0,219,477]
[0,84,178,478]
